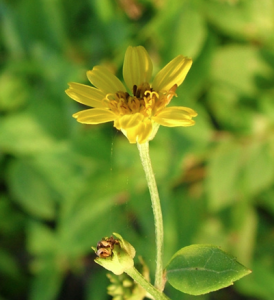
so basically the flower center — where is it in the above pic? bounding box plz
[104,82,176,118]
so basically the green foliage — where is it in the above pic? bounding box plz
[1,0,274,299]
[166,245,251,295]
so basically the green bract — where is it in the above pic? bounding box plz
[165,244,251,295]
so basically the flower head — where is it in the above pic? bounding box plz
[66,46,197,144]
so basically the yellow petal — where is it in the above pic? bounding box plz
[118,113,144,129]
[153,106,197,127]
[73,108,117,124]
[87,66,126,94]
[123,46,153,92]
[66,83,107,108]
[123,120,153,144]
[136,120,153,144]
[152,55,192,92]
[122,128,137,143]
[114,118,122,130]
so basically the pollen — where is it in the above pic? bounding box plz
[104,82,174,119]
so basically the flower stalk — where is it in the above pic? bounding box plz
[137,141,164,291]
[125,266,170,300]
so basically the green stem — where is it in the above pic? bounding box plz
[126,267,170,300]
[137,142,164,291]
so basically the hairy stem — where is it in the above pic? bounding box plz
[137,142,164,291]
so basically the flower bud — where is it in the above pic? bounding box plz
[93,233,136,275]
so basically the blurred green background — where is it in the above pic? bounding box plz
[1,0,274,299]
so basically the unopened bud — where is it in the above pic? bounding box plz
[92,233,136,275]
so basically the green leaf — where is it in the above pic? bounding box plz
[29,261,63,300]
[32,143,94,200]
[206,141,242,212]
[212,45,272,96]
[242,142,274,196]
[203,0,274,47]
[7,160,55,220]
[0,70,28,112]
[27,221,57,256]
[0,113,55,155]
[169,1,206,58]
[165,244,251,295]
[0,249,21,279]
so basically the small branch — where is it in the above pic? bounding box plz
[126,267,170,300]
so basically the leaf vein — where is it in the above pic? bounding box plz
[167,268,239,275]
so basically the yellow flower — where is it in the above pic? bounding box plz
[66,46,197,144]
